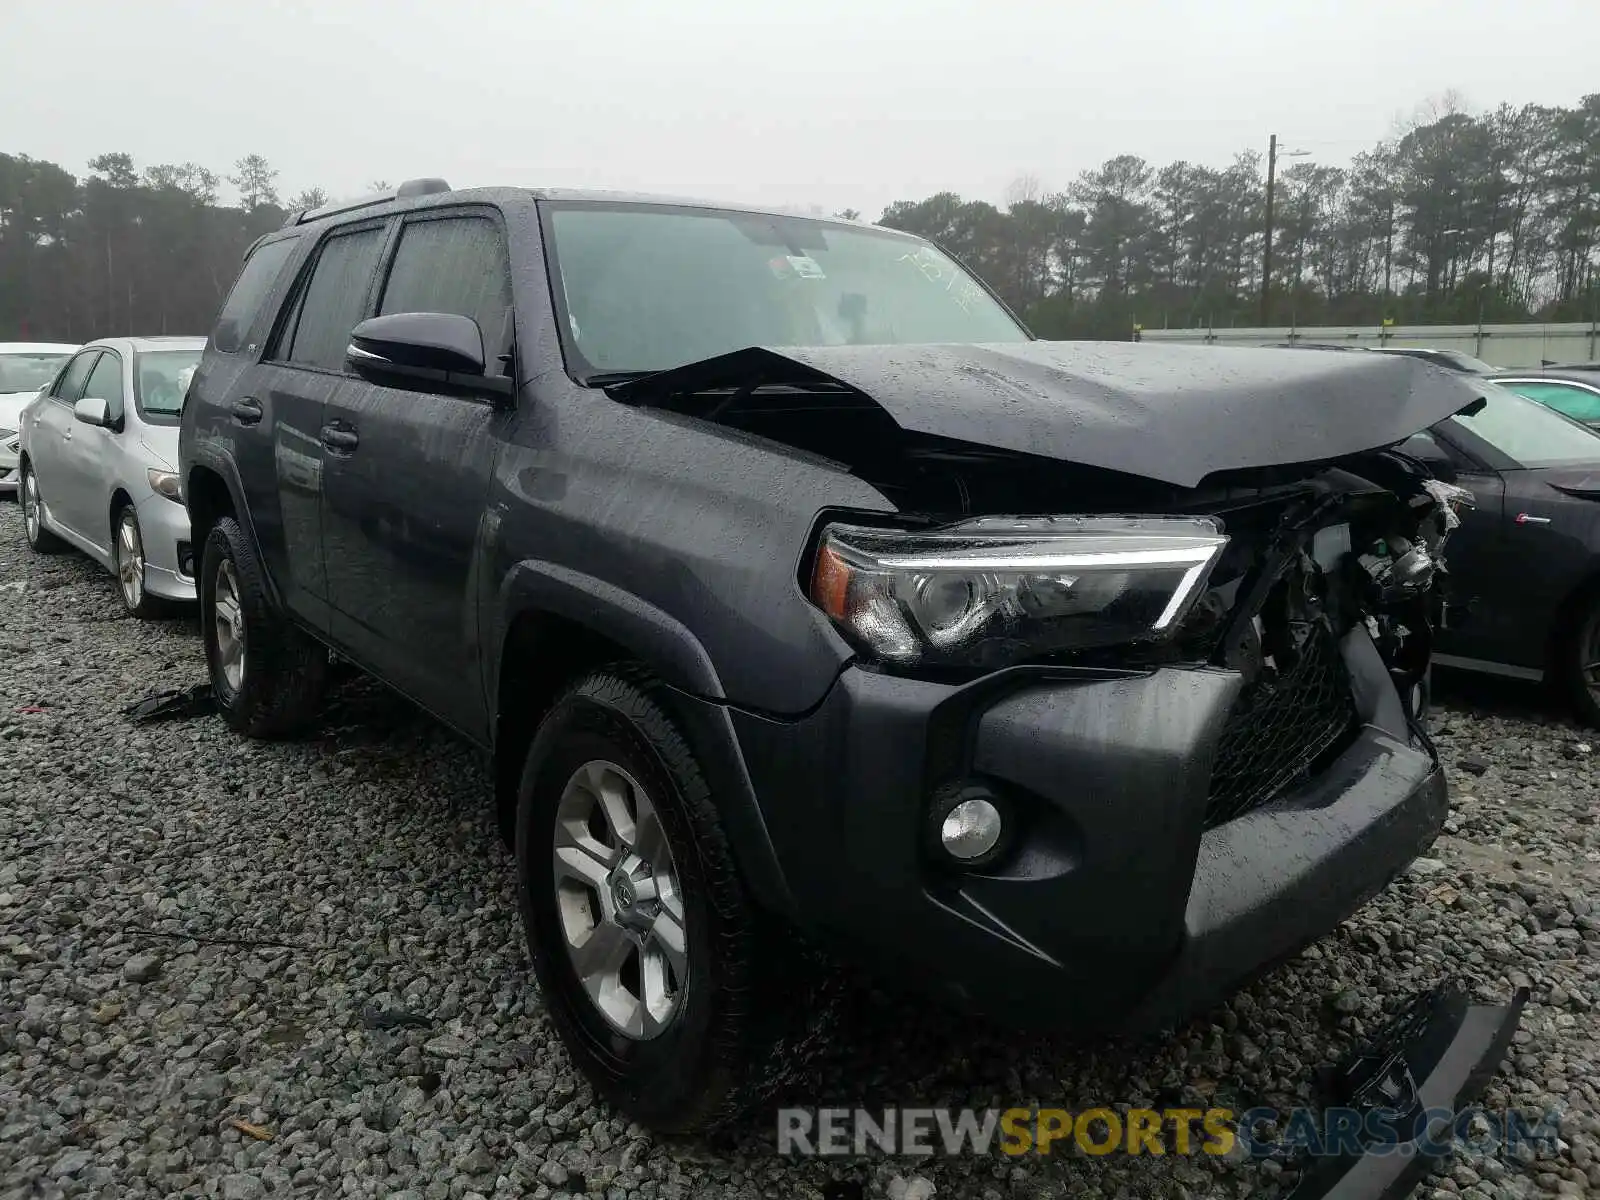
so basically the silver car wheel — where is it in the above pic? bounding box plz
[213,558,247,694]
[22,469,41,543]
[116,509,145,610]
[553,759,687,1040]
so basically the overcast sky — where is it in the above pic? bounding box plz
[7,0,1595,217]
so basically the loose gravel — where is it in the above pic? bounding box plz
[2,495,1598,1200]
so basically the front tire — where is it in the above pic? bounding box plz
[113,504,166,619]
[1559,592,1600,728]
[20,461,65,554]
[515,669,833,1133]
[200,515,327,737]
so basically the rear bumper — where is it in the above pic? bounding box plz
[723,623,1445,1029]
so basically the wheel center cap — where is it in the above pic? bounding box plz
[612,877,636,910]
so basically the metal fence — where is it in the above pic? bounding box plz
[1136,322,1600,368]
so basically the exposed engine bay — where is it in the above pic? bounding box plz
[611,372,1472,691]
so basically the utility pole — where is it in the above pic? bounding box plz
[1383,197,1395,300]
[1260,134,1277,326]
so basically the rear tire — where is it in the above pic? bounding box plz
[200,515,327,737]
[514,668,837,1133]
[20,461,65,554]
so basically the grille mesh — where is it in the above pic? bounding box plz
[1203,627,1359,827]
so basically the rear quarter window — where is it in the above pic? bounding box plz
[212,237,299,355]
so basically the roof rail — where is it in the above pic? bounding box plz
[281,177,452,228]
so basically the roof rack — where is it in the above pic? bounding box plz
[281,177,451,228]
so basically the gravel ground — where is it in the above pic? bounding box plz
[2,494,1598,1200]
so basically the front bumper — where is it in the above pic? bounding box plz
[134,493,197,602]
[0,435,18,493]
[726,622,1445,1029]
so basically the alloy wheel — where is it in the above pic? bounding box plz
[116,510,145,610]
[552,759,688,1040]
[22,469,40,543]
[213,558,247,693]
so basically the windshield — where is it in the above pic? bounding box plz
[1447,383,1600,468]
[541,203,1029,378]
[134,349,202,421]
[0,352,72,394]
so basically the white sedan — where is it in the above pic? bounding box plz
[1,342,79,492]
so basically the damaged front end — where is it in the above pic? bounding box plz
[611,345,1478,823]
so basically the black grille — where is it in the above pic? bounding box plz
[1203,628,1359,827]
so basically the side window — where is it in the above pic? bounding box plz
[280,226,387,373]
[379,216,513,365]
[52,351,100,403]
[80,352,125,422]
[213,237,298,355]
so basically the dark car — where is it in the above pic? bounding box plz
[1493,367,1600,430]
[1398,383,1600,723]
[178,180,1506,1142]
[1370,346,1497,375]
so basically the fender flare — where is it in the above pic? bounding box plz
[493,560,797,916]
[183,449,283,611]
[496,560,725,700]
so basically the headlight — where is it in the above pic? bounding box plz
[147,469,182,501]
[809,515,1227,670]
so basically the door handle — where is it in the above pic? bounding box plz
[320,425,359,453]
[230,397,264,426]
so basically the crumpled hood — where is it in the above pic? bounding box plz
[612,341,1490,488]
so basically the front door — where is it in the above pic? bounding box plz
[320,210,515,741]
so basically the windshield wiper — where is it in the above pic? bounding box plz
[582,370,658,388]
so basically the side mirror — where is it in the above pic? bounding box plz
[73,397,110,427]
[1394,431,1458,479]
[346,312,514,400]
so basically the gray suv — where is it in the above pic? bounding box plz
[179,179,1515,1160]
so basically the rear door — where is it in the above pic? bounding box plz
[55,348,127,547]
[191,234,311,620]
[28,349,100,523]
[252,221,391,634]
[321,209,515,741]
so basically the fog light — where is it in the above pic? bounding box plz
[941,798,1003,860]
[928,781,1012,870]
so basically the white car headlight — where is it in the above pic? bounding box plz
[809,515,1227,670]
[147,469,182,501]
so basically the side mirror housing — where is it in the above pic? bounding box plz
[346,312,514,401]
[73,397,110,427]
